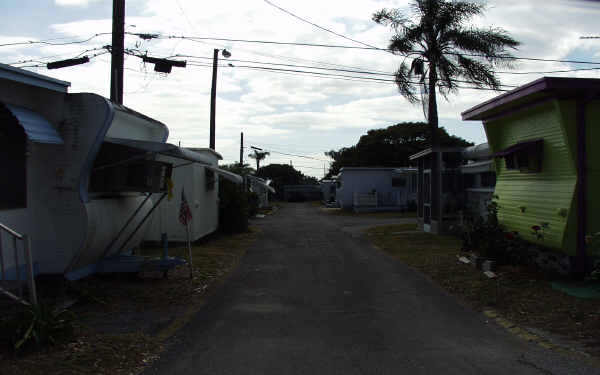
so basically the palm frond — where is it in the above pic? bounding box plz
[394,62,419,103]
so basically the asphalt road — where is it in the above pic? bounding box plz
[147,203,599,375]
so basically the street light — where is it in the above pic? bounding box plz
[209,48,231,150]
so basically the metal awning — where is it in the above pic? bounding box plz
[247,175,276,193]
[5,104,63,144]
[104,137,243,184]
[493,139,543,157]
[460,160,493,174]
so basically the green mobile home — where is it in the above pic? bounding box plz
[462,77,600,273]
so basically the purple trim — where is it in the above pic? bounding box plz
[575,99,587,274]
[462,77,600,121]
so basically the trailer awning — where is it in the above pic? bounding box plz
[247,175,276,193]
[460,160,493,174]
[104,137,243,184]
[492,139,543,157]
[4,104,63,144]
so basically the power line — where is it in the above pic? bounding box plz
[263,0,383,51]
[0,32,112,48]
[187,62,513,91]
[178,54,395,77]
[182,54,518,88]
[141,34,600,65]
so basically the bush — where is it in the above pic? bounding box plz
[219,180,249,233]
[459,198,529,265]
[1,302,75,352]
[247,192,260,217]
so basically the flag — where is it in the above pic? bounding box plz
[179,188,192,226]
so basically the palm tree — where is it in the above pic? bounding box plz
[373,0,519,223]
[248,150,270,170]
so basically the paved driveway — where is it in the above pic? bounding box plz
[147,202,599,375]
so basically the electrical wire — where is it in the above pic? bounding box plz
[263,0,384,51]
[0,32,112,48]
[143,34,600,65]
[187,62,513,91]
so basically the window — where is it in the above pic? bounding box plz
[496,139,543,173]
[392,176,407,187]
[205,168,216,190]
[0,113,26,209]
[481,172,496,188]
[90,142,172,193]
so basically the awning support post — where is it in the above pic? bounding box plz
[117,193,167,254]
[101,193,152,258]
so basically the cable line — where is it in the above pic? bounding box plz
[263,0,384,51]
[0,32,112,47]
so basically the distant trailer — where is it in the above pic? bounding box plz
[143,149,243,243]
[334,167,417,212]
[319,179,336,204]
[247,175,275,208]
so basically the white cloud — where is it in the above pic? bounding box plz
[54,0,101,7]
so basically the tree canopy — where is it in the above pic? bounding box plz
[248,150,270,170]
[325,122,472,177]
[256,163,318,199]
[373,0,520,147]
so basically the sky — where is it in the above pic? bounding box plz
[2,0,600,178]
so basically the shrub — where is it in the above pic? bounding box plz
[219,180,249,233]
[247,192,260,217]
[1,302,75,352]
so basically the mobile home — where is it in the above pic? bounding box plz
[335,167,417,212]
[462,77,600,273]
[143,149,242,243]
[0,63,234,280]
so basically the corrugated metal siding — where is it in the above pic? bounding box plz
[485,100,576,253]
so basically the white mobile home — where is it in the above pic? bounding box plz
[247,175,275,208]
[0,63,235,280]
[460,143,496,219]
[320,179,336,204]
[143,149,242,243]
[335,167,417,212]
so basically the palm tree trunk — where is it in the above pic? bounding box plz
[428,64,442,225]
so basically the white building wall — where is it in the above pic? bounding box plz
[144,153,219,243]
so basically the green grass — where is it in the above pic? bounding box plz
[367,227,600,357]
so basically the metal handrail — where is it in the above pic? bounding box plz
[0,221,37,307]
[0,221,23,239]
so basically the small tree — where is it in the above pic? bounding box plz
[248,150,270,170]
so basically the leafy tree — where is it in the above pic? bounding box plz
[373,0,519,221]
[325,122,472,177]
[256,163,317,199]
[248,150,270,170]
[219,163,255,176]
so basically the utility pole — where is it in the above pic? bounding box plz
[110,0,125,104]
[209,49,231,150]
[240,132,244,166]
[209,49,219,150]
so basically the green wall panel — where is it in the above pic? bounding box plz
[485,100,577,253]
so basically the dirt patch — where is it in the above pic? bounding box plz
[366,225,600,359]
[0,227,260,375]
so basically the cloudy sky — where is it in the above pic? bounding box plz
[2,0,600,177]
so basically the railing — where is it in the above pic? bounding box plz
[353,192,378,207]
[0,222,37,307]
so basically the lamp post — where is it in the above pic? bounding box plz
[210,48,231,150]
